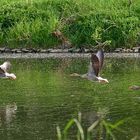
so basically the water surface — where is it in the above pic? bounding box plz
[0,58,139,140]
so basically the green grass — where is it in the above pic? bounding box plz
[56,109,130,140]
[0,0,140,49]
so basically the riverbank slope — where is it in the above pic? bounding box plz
[0,0,140,50]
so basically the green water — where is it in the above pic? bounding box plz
[0,58,139,140]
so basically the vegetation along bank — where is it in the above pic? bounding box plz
[0,0,140,50]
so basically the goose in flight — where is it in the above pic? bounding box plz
[0,61,16,80]
[70,50,109,83]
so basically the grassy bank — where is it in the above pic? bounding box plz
[0,0,140,49]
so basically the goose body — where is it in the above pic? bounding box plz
[70,50,109,83]
[129,85,140,90]
[0,61,16,80]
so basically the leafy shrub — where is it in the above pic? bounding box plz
[0,0,139,49]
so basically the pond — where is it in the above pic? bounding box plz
[0,57,140,140]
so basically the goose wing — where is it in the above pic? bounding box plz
[0,67,5,74]
[88,53,99,77]
[0,61,11,73]
[90,54,100,76]
[96,49,104,71]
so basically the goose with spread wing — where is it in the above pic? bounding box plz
[70,49,109,83]
[0,61,16,80]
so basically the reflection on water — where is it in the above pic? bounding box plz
[0,103,17,125]
[0,102,17,136]
[0,58,139,140]
[5,103,17,124]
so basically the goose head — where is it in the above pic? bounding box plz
[5,73,16,80]
[97,77,109,83]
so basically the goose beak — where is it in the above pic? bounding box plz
[70,73,80,77]
[99,79,109,83]
[10,74,16,80]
